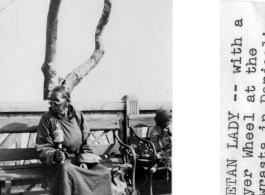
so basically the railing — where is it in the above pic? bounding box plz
[0,95,172,149]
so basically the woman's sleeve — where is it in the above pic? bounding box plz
[35,114,56,166]
[150,127,165,152]
[77,112,100,164]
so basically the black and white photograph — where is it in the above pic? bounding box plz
[0,0,172,195]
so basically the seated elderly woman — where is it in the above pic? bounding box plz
[35,85,112,195]
[149,108,172,173]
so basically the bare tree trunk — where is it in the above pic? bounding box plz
[42,0,112,99]
[61,0,112,93]
[41,0,62,100]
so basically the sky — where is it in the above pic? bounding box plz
[0,0,172,103]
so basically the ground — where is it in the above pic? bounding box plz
[136,170,172,195]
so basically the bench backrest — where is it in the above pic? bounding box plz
[0,115,123,166]
[128,114,156,138]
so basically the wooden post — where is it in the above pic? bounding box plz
[122,95,139,144]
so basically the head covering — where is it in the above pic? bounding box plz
[50,85,71,100]
[154,108,172,125]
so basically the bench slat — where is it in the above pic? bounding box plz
[0,148,38,161]
[0,158,123,171]
[93,144,121,156]
[1,168,43,177]
[0,144,121,161]
[0,126,37,134]
[0,127,119,134]
[0,163,127,181]
[128,114,156,127]
[10,189,49,195]
[0,170,44,181]
[100,158,123,164]
[0,164,41,170]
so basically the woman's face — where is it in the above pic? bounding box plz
[49,91,68,115]
[160,120,170,129]
[159,117,172,130]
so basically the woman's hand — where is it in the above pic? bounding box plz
[156,151,163,159]
[54,149,66,162]
[80,163,88,169]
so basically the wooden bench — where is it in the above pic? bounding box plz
[128,114,170,195]
[0,116,137,195]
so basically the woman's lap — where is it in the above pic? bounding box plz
[42,161,112,195]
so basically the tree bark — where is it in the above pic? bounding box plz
[41,0,62,100]
[61,0,112,94]
[42,0,112,99]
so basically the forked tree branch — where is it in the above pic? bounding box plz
[61,0,112,93]
[42,0,112,99]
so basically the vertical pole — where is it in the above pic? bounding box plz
[3,181,11,195]
[121,95,139,144]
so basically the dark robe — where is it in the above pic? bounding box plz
[35,105,112,195]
